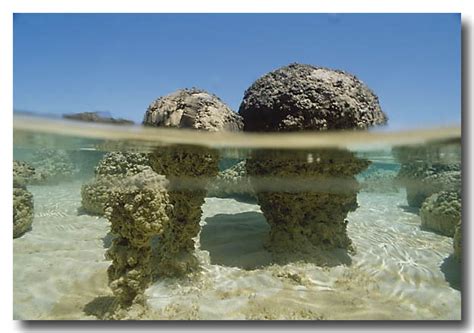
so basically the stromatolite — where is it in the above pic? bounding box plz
[144,88,242,276]
[239,63,387,256]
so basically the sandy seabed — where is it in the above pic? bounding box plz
[13,180,461,320]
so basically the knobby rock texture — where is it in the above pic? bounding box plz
[144,88,243,276]
[239,63,387,256]
[104,169,172,316]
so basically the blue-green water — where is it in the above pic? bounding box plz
[13,117,462,320]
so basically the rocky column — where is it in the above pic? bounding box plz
[104,169,172,314]
[238,63,388,256]
[246,148,369,255]
[148,145,218,276]
[13,160,36,238]
[143,88,243,276]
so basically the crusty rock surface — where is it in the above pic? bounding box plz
[238,63,387,132]
[246,149,369,254]
[399,166,460,208]
[13,186,34,238]
[80,152,151,216]
[149,145,219,276]
[239,63,384,256]
[104,169,172,314]
[95,152,151,177]
[207,160,256,201]
[420,191,461,237]
[29,149,77,184]
[13,160,35,238]
[13,160,40,187]
[358,168,398,193]
[81,176,119,216]
[144,88,241,275]
[453,221,462,262]
[143,88,243,132]
[393,144,461,208]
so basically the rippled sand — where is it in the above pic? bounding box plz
[13,181,461,320]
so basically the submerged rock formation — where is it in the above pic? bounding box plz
[81,152,151,216]
[393,144,461,208]
[144,88,243,276]
[453,221,462,262]
[13,160,41,186]
[239,63,387,255]
[148,145,219,276]
[420,191,461,237]
[13,161,34,238]
[13,187,34,238]
[358,167,399,193]
[245,149,369,254]
[207,160,256,202]
[29,149,77,184]
[104,169,172,316]
[395,162,460,208]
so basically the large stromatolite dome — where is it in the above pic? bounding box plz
[239,63,387,131]
[143,88,243,132]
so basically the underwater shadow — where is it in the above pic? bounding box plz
[83,296,117,320]
[102,232,115,249]
[440,254,461,291]
[200,212,352,270]
[397,205,419,214]
[200,211,273,270]
[76,206,101,217]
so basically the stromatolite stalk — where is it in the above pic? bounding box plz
[246,149,369,255]
[13,160,35,238]
[144,88,243,276]
[239,63,387,257]
[104,169,172,316]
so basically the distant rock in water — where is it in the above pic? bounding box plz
[239,63,387,132]
[13,161,34,238]
[392,143,461,208]
[28,149,78,185]
[420,191,461,237]
[358,168,399,193]
[207,160,256,202]
[143,88,243,132]
[63,111,134,125]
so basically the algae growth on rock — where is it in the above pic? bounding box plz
[239,63,387,257]
[12,64,462,321]
[144,88,243,276]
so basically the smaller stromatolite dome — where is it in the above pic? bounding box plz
[420,191,461,237]
[143,88,243,132]
[239,63,387,132]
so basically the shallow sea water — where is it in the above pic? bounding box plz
[12,116,462,320]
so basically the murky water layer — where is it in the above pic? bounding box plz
[12,116,462,320]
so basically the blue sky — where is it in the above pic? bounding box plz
[13,13,461,129]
